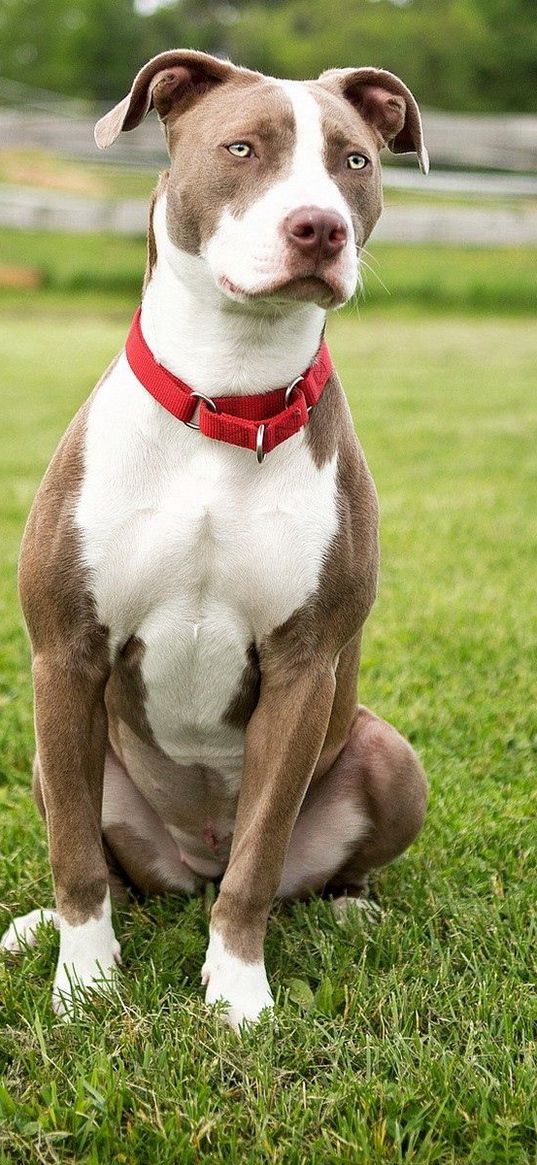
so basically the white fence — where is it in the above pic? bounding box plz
[1,95,536,245]
[1,102,536,173]
[2,182,536,246]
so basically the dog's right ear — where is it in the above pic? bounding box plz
[94,50,239,149]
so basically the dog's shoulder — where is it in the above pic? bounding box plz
[262,368,379,674]
[18,356,121,652]
[307,366,379,563]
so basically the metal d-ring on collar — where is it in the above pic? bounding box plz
[285,373,313,416]
[284,374,304,407]
[256,424,266,464]
[257,373,310,465]
[185,390,218,430]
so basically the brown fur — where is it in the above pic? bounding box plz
[19,390,113,925]
[325,706,428,890]
[20,356,119,924]
[222,644,261,731]
[165,80,296,256]
[142,184,160,294]
[212,662,337,960]
[106,636,156,750]
[318,66,428,167]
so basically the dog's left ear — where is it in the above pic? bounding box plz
[318,67,429,174]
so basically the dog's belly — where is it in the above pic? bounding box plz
[103,542,260,865]
[105,602,248,867]
[105,715,239,878]
[77,356,339,855]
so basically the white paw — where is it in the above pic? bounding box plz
[202,926,274,1033]
[332,895,382,924]
[1,908,58,953]
[51,889,121,1018]
[52,942,121,1017]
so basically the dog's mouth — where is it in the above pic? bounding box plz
[218,273,347,309]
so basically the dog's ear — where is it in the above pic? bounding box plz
[318,67,429,174]
[94,50,240,149]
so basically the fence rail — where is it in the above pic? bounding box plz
[2,184,536,246]
[1,94,536,246]
[1,102,536,173]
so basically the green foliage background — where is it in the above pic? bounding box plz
[0,0,535,110]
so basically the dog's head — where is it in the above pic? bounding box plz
[95,51,428,310]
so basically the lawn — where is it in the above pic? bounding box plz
[1,227,536,314]
[0,245,536,1163]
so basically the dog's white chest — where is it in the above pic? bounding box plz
[76,356,338,766]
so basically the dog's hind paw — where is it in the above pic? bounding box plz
[1,908,59,953]
[331,895,382,925]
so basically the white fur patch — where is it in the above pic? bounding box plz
[202,924,273,1031]
[142,195,327,396]
[1,907,58,952]
[205,81,358,304]
[52,888,121,1017]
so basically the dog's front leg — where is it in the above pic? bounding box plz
[203,656,336,1030]
[32,649,120,1017]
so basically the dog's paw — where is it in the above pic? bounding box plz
[52,938,122,1018]
[52,892,121,1019]
[1,908,58,954]
[331,895,382,925]
[202,927,273,1033]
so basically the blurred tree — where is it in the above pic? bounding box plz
[0,0,143,99]
[68,0,144,100]
[0,0,535,111]
[226,0,537,112]
[139,0,232,61]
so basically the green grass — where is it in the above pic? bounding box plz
[1,227,536,315]
[1,289,536,1163]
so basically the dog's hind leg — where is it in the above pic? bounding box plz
[1,907,59,953]
[102,747,199,897]
[277,705,427,910]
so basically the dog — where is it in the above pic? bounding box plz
[1,51,429,1031]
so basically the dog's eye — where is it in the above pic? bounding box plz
[227,143,253,159]
[347,153,369,170]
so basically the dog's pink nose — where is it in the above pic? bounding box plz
[285,207,348,260]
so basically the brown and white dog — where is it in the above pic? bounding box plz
[1,51,429,1030]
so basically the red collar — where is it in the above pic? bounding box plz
[125,307,332,462]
